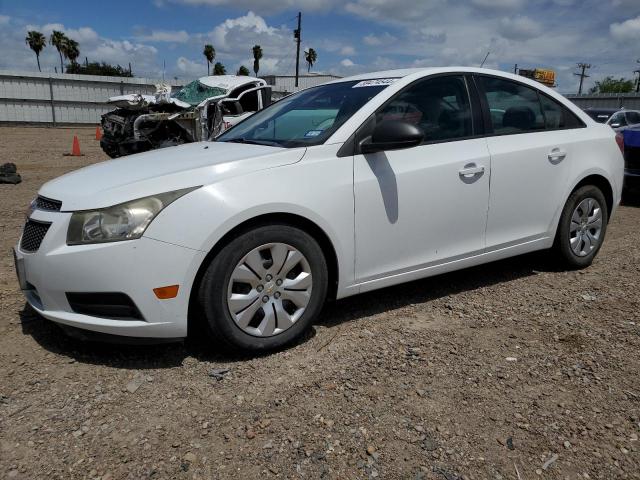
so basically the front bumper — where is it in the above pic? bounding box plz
[14,209,206,338]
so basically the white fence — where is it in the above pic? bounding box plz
[0,70,182,125]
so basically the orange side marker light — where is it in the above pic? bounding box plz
[153,285,179,299]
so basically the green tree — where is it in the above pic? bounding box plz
[25,31,46,72]
[589,76,635,94]
[203,44,215,76]
[66,61,133,77]
[50,30,67,73]
[304,48,317,73]
[237,65,250,76]
[252,44,263,76]
[213,62,226,75]
[62,38,80,69]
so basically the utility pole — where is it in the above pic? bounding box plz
[294,12,301,88]
[574,63,591,95]
[635,59,640,93]
[514,64,518,74]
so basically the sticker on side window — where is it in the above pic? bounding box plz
[304,129,323,137]
[352,78,398,88]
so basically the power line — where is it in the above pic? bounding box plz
[574,63,591,95]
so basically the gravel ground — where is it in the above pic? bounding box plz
[1,126,639,480]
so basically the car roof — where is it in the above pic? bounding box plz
[326,67,553,89]
[197,75,265,90]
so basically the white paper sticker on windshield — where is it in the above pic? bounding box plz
[352,78,398,88]
[304,129,323,137]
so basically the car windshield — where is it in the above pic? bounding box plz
[172,80,227,106]
[216,79,395,147]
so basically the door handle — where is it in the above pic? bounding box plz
[548,148,567,163]
[458,164,485,177]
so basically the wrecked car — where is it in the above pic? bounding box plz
[100,75,272,158]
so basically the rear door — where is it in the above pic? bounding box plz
[476,75,586,249]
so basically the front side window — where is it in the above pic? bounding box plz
[217,80,393,147]
[609,112,627,127]
[480,76,545,134]
[375,75,473,143]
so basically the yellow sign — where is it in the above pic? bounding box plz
[533,69,555,87]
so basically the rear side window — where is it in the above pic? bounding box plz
[479,76,545,134]
[609,112,627,127]
[539,94,585,129]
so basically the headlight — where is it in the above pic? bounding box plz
[66,187,198,245]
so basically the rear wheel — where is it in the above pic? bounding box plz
[199,225,328,351]
[555,185,608,268]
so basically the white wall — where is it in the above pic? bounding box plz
[0,70,183,124]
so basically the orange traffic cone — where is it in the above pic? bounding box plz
[95,126,102,141]
[71,135,81,156]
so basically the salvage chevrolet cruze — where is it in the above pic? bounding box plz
[14,67,624,351]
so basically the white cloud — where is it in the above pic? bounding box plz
[610,15,640,41]
[340,45,356,55]
[177,56,206,77]
[498,15,542,40]
[340,58,355,67]
[363,32,397,46]
[165,0,339,14]
[471,0,523,8]
[136,30,190,43]
[210,11,277,49]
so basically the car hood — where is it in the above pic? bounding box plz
[107,94,192,110]
[40,142,306,211]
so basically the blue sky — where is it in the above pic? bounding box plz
[2,0,640,92]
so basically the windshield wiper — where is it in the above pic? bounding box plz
[223,138,282,147]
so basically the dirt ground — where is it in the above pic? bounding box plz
[0,126,639,480]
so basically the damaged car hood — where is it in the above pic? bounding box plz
[107,93,192,110]
[40,142,306,211]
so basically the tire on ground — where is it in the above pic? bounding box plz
[198,224,328,352]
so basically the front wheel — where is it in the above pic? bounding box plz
[555,185,608,269]
[198,225,328,352]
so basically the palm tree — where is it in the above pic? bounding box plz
[25,31,46,72]
[305,48,317,73]
[203,44,215,76]
[237,65,250,76]
[213,62,226,75]
[62,38,80,71]
[50,30,67,73]
[252,45,263,77]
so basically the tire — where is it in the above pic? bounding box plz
[198,225,328,352]
[555,185,608,269]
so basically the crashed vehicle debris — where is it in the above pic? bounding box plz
[100,75,272,158]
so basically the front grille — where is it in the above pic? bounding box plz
[35,195,62,212]
[66,292,143,320]
[20,220,51,253]
[625,146,640,170]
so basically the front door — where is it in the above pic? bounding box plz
[353,75,491,283]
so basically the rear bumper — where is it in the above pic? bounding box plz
[14,210,206,338]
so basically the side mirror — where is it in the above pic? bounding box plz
[220,100,243,116]
[361,120,424,154]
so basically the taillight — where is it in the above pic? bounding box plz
[615,132,624,154]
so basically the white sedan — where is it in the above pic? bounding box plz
[14,67,624,351]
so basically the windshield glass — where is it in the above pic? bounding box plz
[216,79,395,147]
[172,80,227,106]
